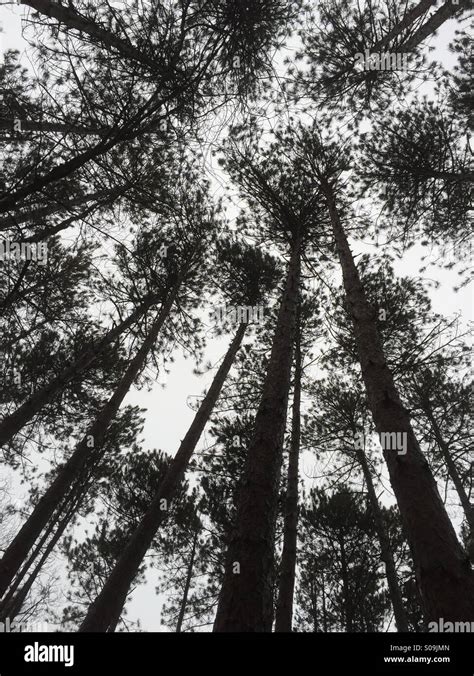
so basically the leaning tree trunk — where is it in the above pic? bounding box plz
[213,238,302,633]
[399,0,470,52]
[176,526,200,633]
[0,289,164,447]
[322,179,474,623]
[423,405,474,534]
[0,87,177,213]
[375,0,436,49]
[275,300,302,632]
[0,461,93,615]
[374,0,468,52]
[79,324,247,632]
[354,444,410,632]
[0,286,179,598]
[20,0,157,70]
[0,493,76,622]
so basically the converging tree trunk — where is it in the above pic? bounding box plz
[321,179,474,623]
[0,290,166,447]
[0,285,179,598]
[423,405,474,535]
[176,525,200,633]
[213,238,302,632]
[79,323,247,632]
[354,445,410,632]
[275,300,302,632]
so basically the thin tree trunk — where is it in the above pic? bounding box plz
[275,301,302,632]
[400,0,469,52]
[310,582,318,633]
[79,324,247,632]
[0,468,89,612]
[322,180,474,623]
[213,238,302,632]
[354,445,410,631]
[0,286,179,597]
[375,0,436,49]
[0,495,75,622]
[0,290,164,447]
[176,526,199,633]
[423,405,474,533]
[20,0,157,70]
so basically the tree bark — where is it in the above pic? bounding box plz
[0,286,178,598]
[275,301,302,632]
[322,180,474,623]
[79,324,247,632]
[176,526,199,633]
[354,445,410,632]
[0,291,164,447]
[213,238,302,632]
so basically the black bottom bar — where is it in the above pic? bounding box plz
[0,632,471,675]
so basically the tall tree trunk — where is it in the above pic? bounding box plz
[354,445,410,631]
[20,0,157,70]
[213,238,302,632]
[423,405,474,534]
[79,324,247,632]
[176,526,199,633]
[0,286,179,598]
[0,495,75,622]
[275,301,302,632]
[322,180,474,623]
[0,468,90,613]
[0,290,164,447]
